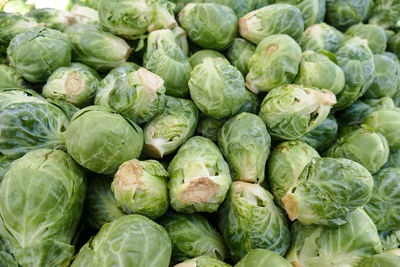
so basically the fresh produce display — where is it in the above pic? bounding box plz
[1,1,400,266]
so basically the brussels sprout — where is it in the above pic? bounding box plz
[295,50,345,95]
[246,34,302,94]
[65,106,143,174]
[189,50,226,68]
[0,64,28,89]
[197,116,226,143]
[235,249,291,267]
[218,182,290,262]
[112,159,168,219]
[358,253,400,267]
[385,150,400,169]
[143,96,198,158]
[0,89,68,159]
[286,209,382,267]
[282,157,373,226]
[72,215,172,267]
[334,37,375,110]
[144,29,191,98]
[218,113,270,183]
[364,168,400,231]
[345,24,387,54]
[7,27,71,83]
[299,22,344,52]
[189,57,246,119]
[380,231,400,251]
[326,0,372,30]
[363,54,400,99]
[42,63,99,108]
[70,4,100,25]
[225,38,255,76]
[325,128,389,173]
[65,24,132,72]
[26,8,75,31]
[179,3,238,50]
[159,211,227,263]
[239,4,304,44]
[0,155,12,183]
[1,0,32,14]
[363,108,400,151]
[168,136,231,213]
[174,256,231,267]
[389,32,400,64]
[85,174,124,230]
[96,67,166,124]
[268,140,320,207]
[259,84,336,140]
[274,0,326,28]
[236,89,260,114]
[0,149,86,266]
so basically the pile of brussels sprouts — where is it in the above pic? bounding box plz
[1,0,400,266]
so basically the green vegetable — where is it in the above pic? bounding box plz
[345,23,387,54]
[189,50,227,68]
[197,116,226,143]
[358,253,400,267]
[300,114,338,152]
[174,256,231,267]
[235,249,291,267]
[379,231,400,251]
[26,8,75,31]
[326,0,372,30]
[389,32,400,59]
[0,64,28,89]
[274,0,326,28]
[299,22,344,52]
[225,38,255,76]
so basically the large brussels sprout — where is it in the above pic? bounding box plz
[218,182,290,262]
[189,57,245,119]
[295,50,345,95]
[359,253,400,267]
[334,37,375,110]
[326,0,372,30]
[189,49,226,68]
[7,27,71,83]
[246,34,302,93]
[369,0,400,30]
[259,84,336,140]
[274,0,326,28]
[112,159,168,219]
[143,96,198,158]
[0,89,68,159]
[95,67,166,124]
[144,29,191,97]
[286,209,382,267]
[363,108,400,151]
[268,140,320,207]
[72,215,172,267]
[218,113,270,183]
[159,211,227,263]
[235,249,291,267]
[65,24,132,72]
[282,157,373,226]
[0,64,28,89]
[197,116,226,143]
[389,32,400,59]
[225,38,255,76]
[26,8,75,31]
[0,149,86,266]
[65,106,143,174]
[42,63,100,108]
[325,128,389,173]
[300,114,338,152]
[364,168,400,231]
[239,4,304,44]
[168,136,231,213]
[299,22,344,52]
[174,256,231,267]
[345,23,387,54]
[179,3,237,50]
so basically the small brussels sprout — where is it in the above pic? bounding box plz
[112,159,168,219]
[0,149,86,267]
[189,57,246,119]
[7,27,71,83]
[364,168,400,231]
[282,157,373,226]
[326,0,372,30]
[168,136,232,213]
[299,22,344,52]
[72,215,172,267]
[1,0,32,14]
[65,24,132,72]
[218,182,290,262]
[159,211,227,263]
[42,63,100,108]
[380,231,400,251]
[0,64,28,89]
[274,0,326,28]
[143,96,198,158]
[235,249,292,267]
[389,32,400,59]
[189,50,226,68]
[179,3,238,50]
[225,38,255,76]
[144,29,191,98]
[246,34,302,94]
[363,54,400,99]
[345,23,387,54]
[197,116,226,143]
[174,256,231,267]
[286,209,382,267]
[334,37,375,110]
[259,84,336,140]
[96,67,166,124]
[385,150,400,169]
[65,106,143,174]
[26,8,75,31]
[363,108,400,151]
[295,50,345,95]
[218,113,271,183]
[239,4,304,44]
[0,89,68,159]
[359,253,400,267]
